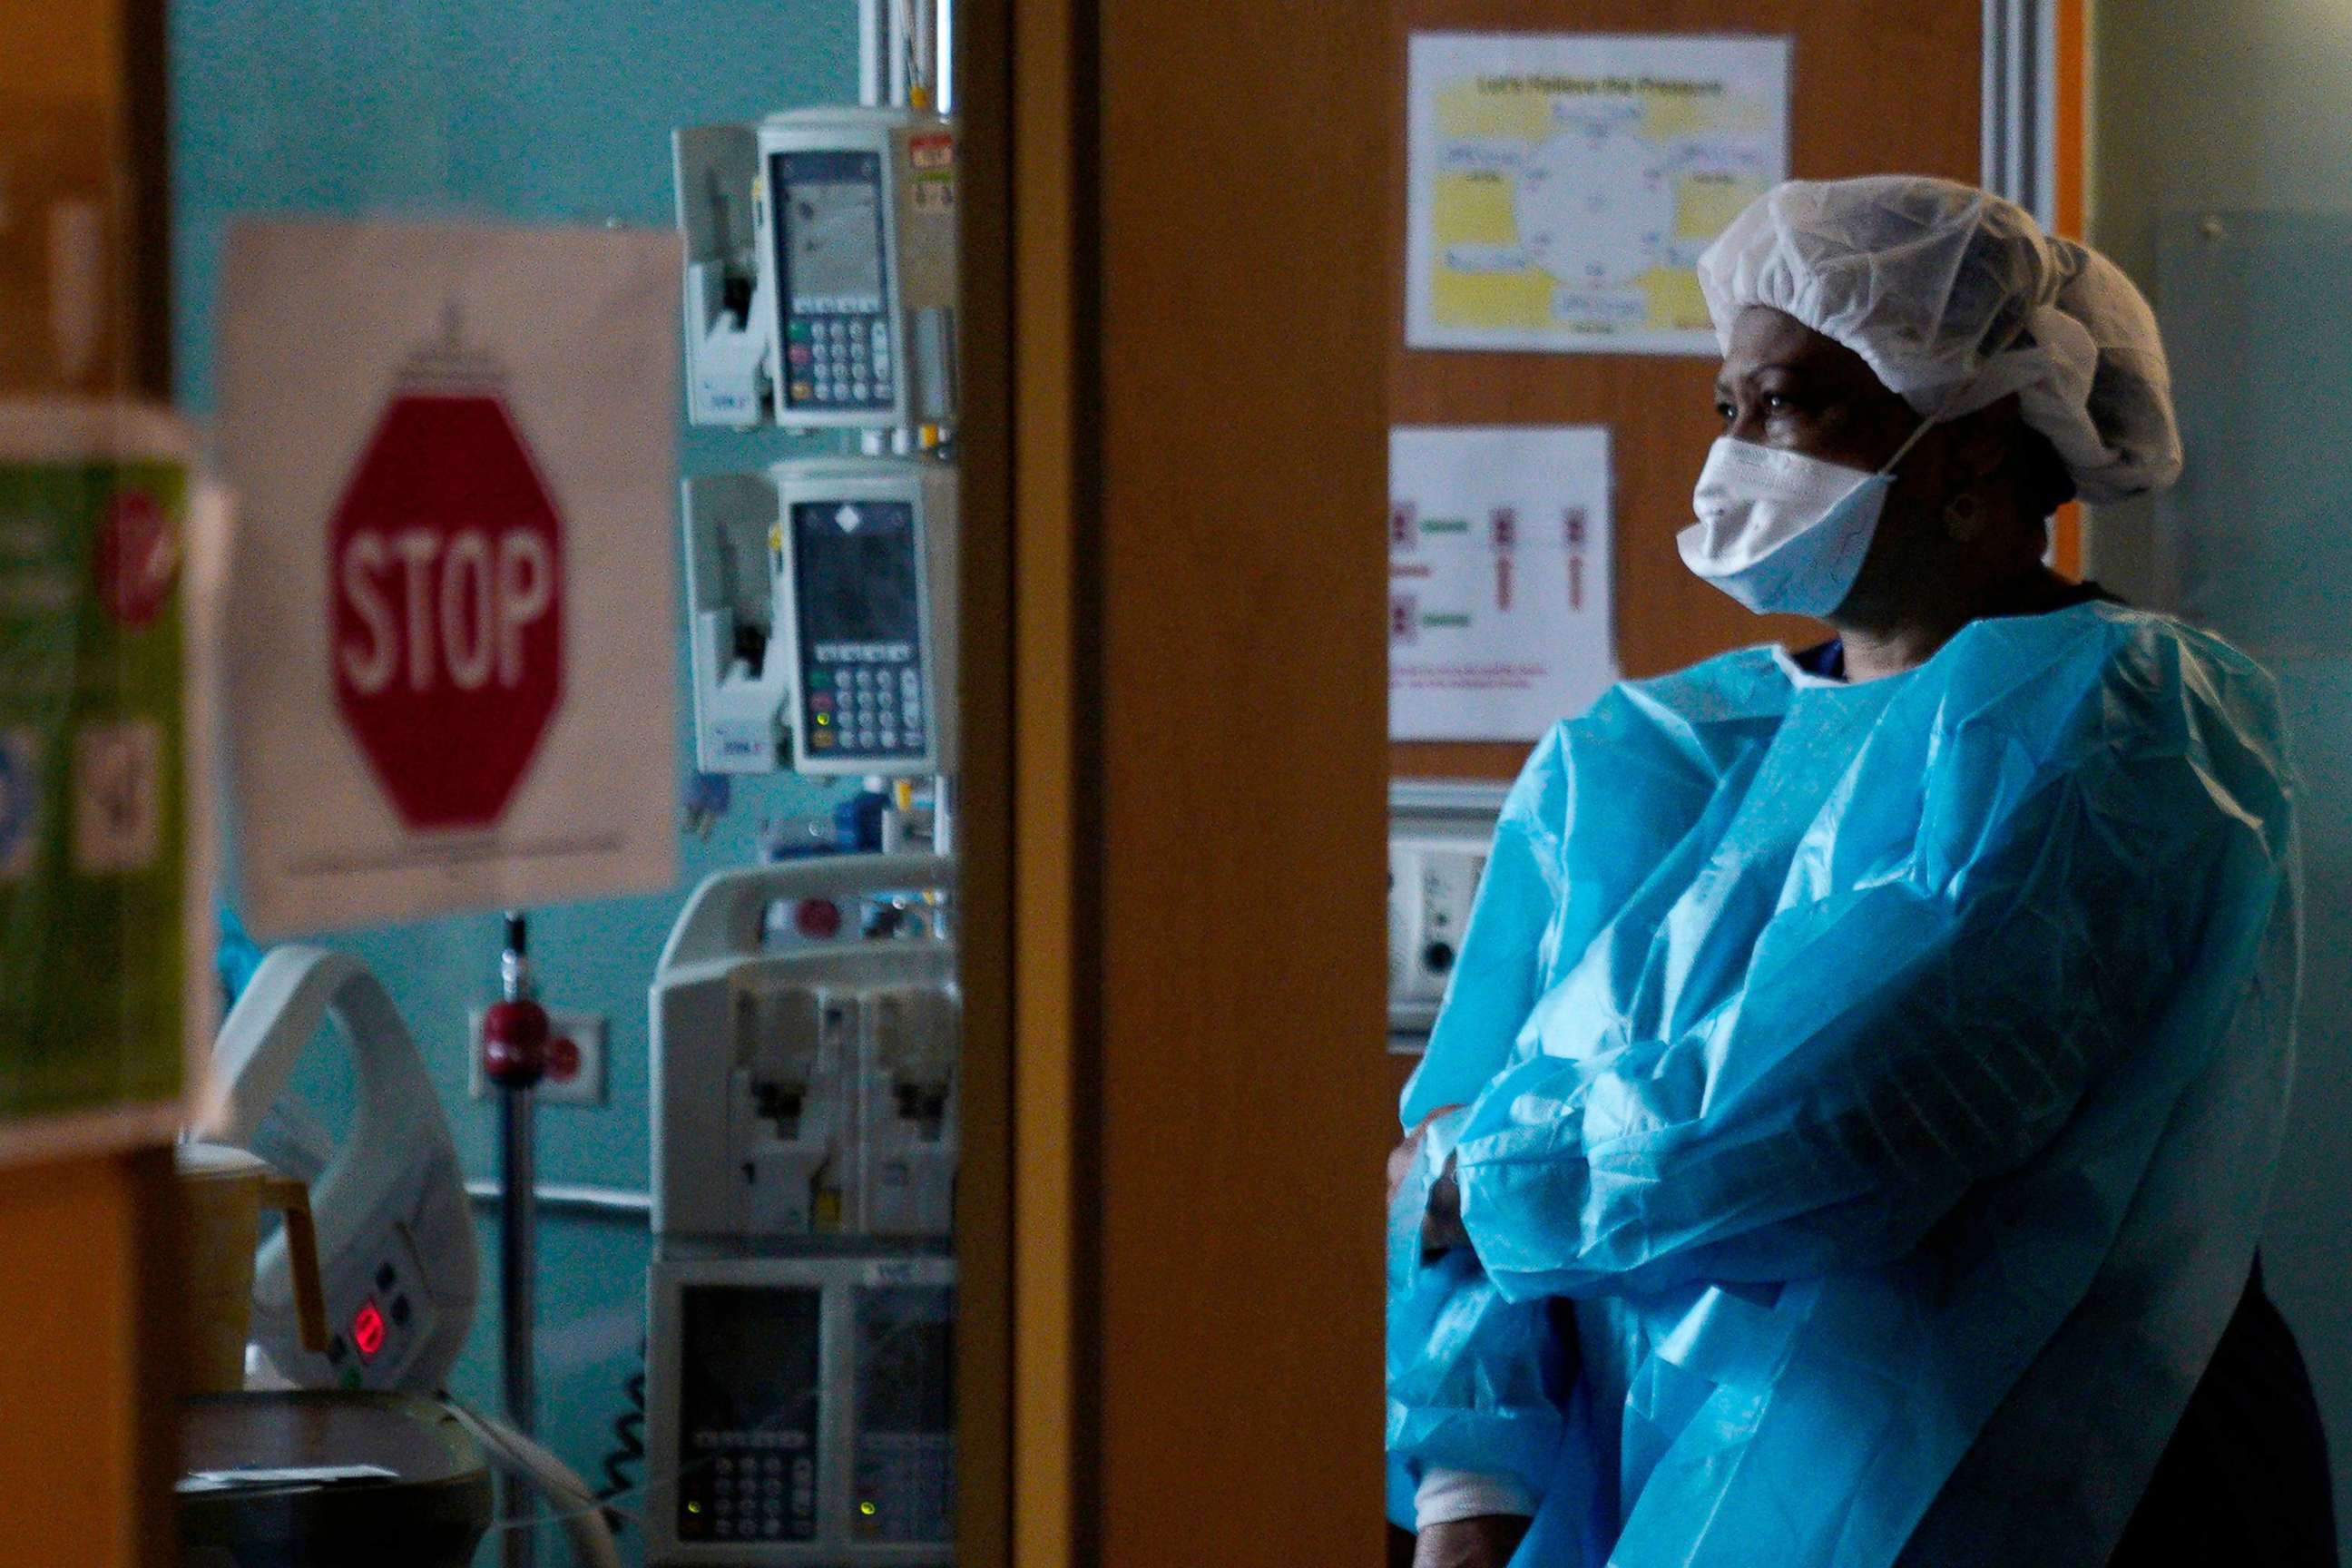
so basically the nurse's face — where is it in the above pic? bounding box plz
[1711,306,1918,470]
[1711,305,1994,624]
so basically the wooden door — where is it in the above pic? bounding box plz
[965,0,1391,1562]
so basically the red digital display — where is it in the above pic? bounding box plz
[351,1298,387,1362]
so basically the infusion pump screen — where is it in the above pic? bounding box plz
[794,501,918,642]
[780,165,884,312]
[791,500,929,763]
[852,1285,956,1544]
[773,149,898,414]
[675,1285,822,1544]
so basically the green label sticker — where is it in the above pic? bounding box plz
[0,418,188,1141]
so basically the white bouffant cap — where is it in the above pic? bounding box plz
[1697,176,2181,504]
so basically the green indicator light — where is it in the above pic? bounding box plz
[687,1502,702,1515]
[858,1502,878,1517]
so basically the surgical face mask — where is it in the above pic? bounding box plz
[1681,416,1940,618]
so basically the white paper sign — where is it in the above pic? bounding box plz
[1406,32,1790,355]
[1390,426,1617,740]
[219,221,681,937]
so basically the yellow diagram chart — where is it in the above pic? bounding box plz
[1406,32,1790,355]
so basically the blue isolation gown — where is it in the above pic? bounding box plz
[1387,603,2300,1566]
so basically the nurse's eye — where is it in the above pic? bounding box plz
[1714,399,1737,425]
[1761,393,1796,413]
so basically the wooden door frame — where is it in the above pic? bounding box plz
[0,2,181,1563]
[958,0,1391,1562]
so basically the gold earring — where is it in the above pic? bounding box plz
[1945,493,1987,543]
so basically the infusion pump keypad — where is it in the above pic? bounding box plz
[786,317,895,412]
[808,644,926,760]
[681,1443,818,1543]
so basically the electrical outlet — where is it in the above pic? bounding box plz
[467,1007,609,1106]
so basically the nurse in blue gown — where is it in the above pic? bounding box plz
[1387,177,2334,1568]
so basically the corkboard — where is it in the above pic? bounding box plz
[1389,0,1983,780]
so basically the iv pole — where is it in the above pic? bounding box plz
[482,911,550,1568]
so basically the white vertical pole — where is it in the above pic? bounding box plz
[1981,0,2004,193]
[888,0,911,109]
[2007,0,2036,217]
[2034,0,2061,230]
[1982,0,2057,229]
[936,0,955,114]
[885,0,915,462]
[859,0,884,108]
[914,0,936,105]
[861,0,886,461]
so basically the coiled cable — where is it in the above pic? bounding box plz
[594,1343,647,1534]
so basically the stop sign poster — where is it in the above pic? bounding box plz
[218,221,680,937]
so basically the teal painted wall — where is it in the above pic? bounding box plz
[171,5,865,1559]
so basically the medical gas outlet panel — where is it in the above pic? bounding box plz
[683,457,957,779]
[1388,781,1507,1052]
[652,858,962,1246]
[675,109,957,430]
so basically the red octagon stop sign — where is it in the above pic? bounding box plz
[328,387,564,829]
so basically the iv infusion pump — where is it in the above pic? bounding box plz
[664,88,965,1568]
[645,1253,955,1563]
[650,857,959,1245]
[646,858,959,1565]
[675,108,957,429]
[683,456,957,779]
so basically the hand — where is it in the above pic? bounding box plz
[1388,1106,1464,1209]
[1422,1156,1469,1255]
[1414,1514,1531,1568]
